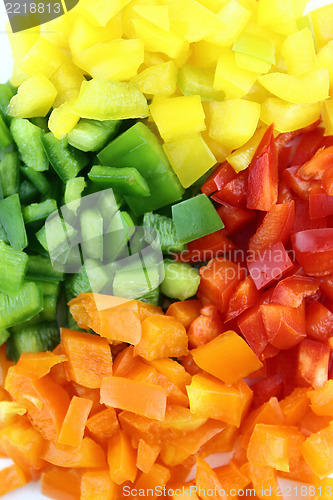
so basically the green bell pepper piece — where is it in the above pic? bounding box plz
[0,194,28,250]
[20,166,50,195]
[23,199,57,225]
[0,281,43,330]
[0,240,28,296]
[161,260,200,301]
[172,194,224,244]
[26,254,64,283]
[0,151,20,198]
[97,122,184,215]
[41,133,89,182]
[88,165,150,197]
[67,119,121,152]
[143,212,185,254]
[6,321,60,362]
[0,114,12,151]
[10,118,48,171]
[0,83,15,124]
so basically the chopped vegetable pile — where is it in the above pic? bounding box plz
[2,0,333,497]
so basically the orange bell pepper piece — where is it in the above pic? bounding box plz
[0,418,46,476]
[61,328,113,389]
[134,315,188,361]
[241,463,280,500]
[191,331,263,384]
[0,464,29,497]
[43,437,107,468]
[69,293,142,345]
[159,420,224,466]
[69,381,103,416]
[247,423,304,472]
[41,468,83,500]
[58,396,93,448]
[187,373,252,427]
[86,407,119,442]
[127,359,188,407]
[100,376,167,420]
[200,425,239,457]
[214,460,250,494]
[187,305,225,349]
[50,345,68,386]
[144,358,191,393]
[119,411,162,446]
[15,351,66,379]
[107,430,137,484]
[133,463,171,500]
[136,439,161,473]
[279,387,310,425]
[241,397,285,448]
[81,470,118,500]
[308,379,333,416]
[302,421,333,478]
[169,482,199,500]
[195,456,224,500]
[113,345,136,377]
[166,300,201,329]
[138,301,164,321]
[300,408,332,435]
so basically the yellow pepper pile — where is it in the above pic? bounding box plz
[6,0,333,188]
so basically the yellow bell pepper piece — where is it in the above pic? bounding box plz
[6,25,40,86]
[322,100,333,137]
[73,79,149,121]
[39,11,74,50]
[187,373,253,426]
[191,41,221,68]
[78,0,131,26]
[132,18,189,59]
[20,38,68,79]
[201,131,231,163]
[53,89,80,110]
[48,100,80,140]
[163,134,216,188]
[206,0,252,46]
[227,126,266,173]
[68,15,123,54]
[214,49,258,98]
[133,5,170,32]
[260,97,323,133]
[243,20,284,51]
[196,0,228,12]
[233,32,275,65]
[235,53,271,74]
[73,39,144,81]
[246,80,272,104]
[166,0,222,43]
[50,61,85,97]
[9,74,57,118]
[318,41,333,88]
[310,3,333,49]
[281,28,318,76]
[209,99,261,150]
[150,95,206,142]
[133,61,178,97]
[257,0,296,31]
[258,69,329,104]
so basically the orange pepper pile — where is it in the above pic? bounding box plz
[0,293,333,497]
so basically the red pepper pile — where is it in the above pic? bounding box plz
[179,120,333,395]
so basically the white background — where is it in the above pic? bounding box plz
[0,0,333,498]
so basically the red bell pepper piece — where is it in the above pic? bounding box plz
[321,164,333,196]
[201,162,236,196]
[297,145,333,181]
[250,374,284,409]
[274,119,321,154]
[226,275,260,322]
[309,186,333,219]
[306,300,333,341]
[319,275,333,301]
[266,346,299,395]
[249,201,294,254]
[247,242,294,290]
[282,167,320,200]
[271,275,319,308]
[291,198,327,233]
[212,170,248,207]
[297,339,330,389]
[216,204,256,236]
[198,257,245,313]
[260,302,306,350]
[187,305,225,349]
[291,128,325,168]
[175,230,235,263]
[278,146,293,174]
[278,183,294,204]
[237,289,273,357]
[292,228,333,276]
[247,124,278,211]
